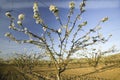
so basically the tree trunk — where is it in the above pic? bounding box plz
[56,72,61,80]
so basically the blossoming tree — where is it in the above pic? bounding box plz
[5,0,112,80]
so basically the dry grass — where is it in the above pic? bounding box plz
[0,63,120,80]
[0,63,39,80]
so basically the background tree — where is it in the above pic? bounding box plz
[103,52,120,66]
[80,46,116,68]
[12,51,45,74]
[5,0,112,80]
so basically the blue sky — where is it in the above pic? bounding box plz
[0,0,120,59]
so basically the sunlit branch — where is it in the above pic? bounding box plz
[74,21,101,44]
[46,31,58,55]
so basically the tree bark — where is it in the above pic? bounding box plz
[56,72,61,80]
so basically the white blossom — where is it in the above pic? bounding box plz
[24,28,28,34]
[8,25,14,29]
[43,27,47,32]
[95,26,101,31]
[101,17,108,22]
[80,2,85,9]
[58,28,62,33]
[24,27,28,31]
[81,21,87,26]
[73,46,76,49]
[11,22,15,26]
[9,22,15,29]
[8,34,15,41]
[85,35,90,40]
[27,40,33,43]
[10,35,16,41]
[33,13,39,19]
[49,5,58,13]
[36,20,39,24]
[69,1,75,9]
[80,7,85,12]
[79,21,87,28]
[18,14,25,20]
[5,12,12,18]
[33,2,39,12]
[79,1,86,12]
[98,33,103,39]
[4,32,11,37]
[56,16,59,20]
[62,25,67,29]
[49,5,56,11]
[17,20,22,25]
[66,28,70,36]
[36,19,43,24]
[80,2,84,8]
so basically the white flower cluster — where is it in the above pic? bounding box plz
[33,2,45,32]
[5,12,16,29]
[66,28,70,37]
[9,22,15,29]
[33,2,43,24]
[4,32,16,41]
[69,1,75,9]
[5,12,12,18]
[49,5,59,19]
[24,27,28,34]
[42,27,47,32]
[95,26,101,31]
[33,2,39,12]
[98,33,103,40]
[17,20,22,26]
[49,5,58,13]
[26,39,33,43]
[101,17,108,22]
[78,21,87,28]
[80,1,85,12]
[69,1,86,12]
[4,32,11,37]
[18,14,25,20]
[85,35,90,41]
[17,14,25,26]
[36,18,43,24]
[58,28,62,34]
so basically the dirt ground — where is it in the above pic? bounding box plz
[0,61,120,80]
[33,63,120,80]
